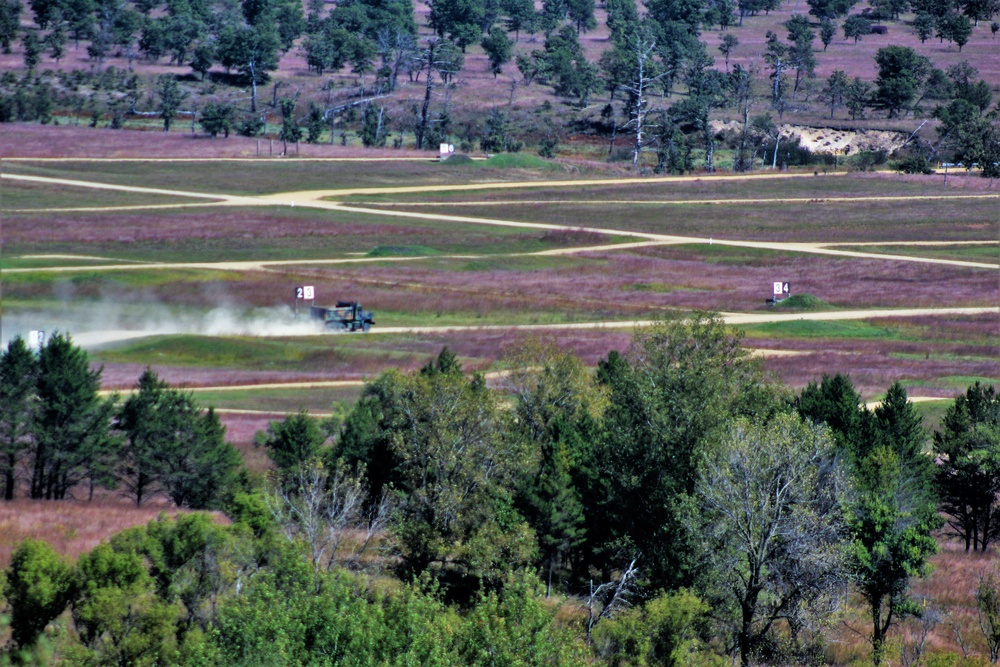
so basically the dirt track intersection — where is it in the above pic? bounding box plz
[2,159,998,419]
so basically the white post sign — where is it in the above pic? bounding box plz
[28,330,45,350]
[772,282,790,298]
[773,282,783,296]
[295,286,315,300]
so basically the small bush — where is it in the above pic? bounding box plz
[851,149,889,171]
[895,153,935,175]
[237,115,265,138]
[776,293,831,310]
[480,153,556,170]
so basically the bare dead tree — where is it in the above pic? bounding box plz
[620,34,661,167]
[586,557,639,641]
[978,569,1000,663]
[898,599,940,667]
[266,461,393,587]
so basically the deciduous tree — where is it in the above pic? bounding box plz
[694,413,846,666]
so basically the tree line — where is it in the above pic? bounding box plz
[3,317,999,665]
[0,333,243,508]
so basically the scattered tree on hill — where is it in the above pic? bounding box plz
[806,0,855,19]
[429,0,484,51]
[825,69,849,118]
[845,75,871,119]
[23,29,41,71]
[820,17,836,49]
[843,14,872,42]
[874,45,930,117]
[155,74,188,132]
[0,0,22,53]
[481,25,513,76]
[217,24,280,112]
[914,12,936,41]
[718,32,737,72]
[501,0,536,40]
[200,101,235,137]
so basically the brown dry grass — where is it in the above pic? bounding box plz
[0,499,219,568]
[828,538,1000,665]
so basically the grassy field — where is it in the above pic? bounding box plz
[2,152,997,452]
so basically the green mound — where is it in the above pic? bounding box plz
[367,245,439,257]
[479,153,560,170]
[443,154,474,165]
[776,293,831,310]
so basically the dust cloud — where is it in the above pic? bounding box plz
[2,303,326,350]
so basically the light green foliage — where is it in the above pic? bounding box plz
[977,569,1000,662]
[458,571,591,666]
[71,544,179,666]
[211,569,462,665]
[592,589,714,667]
[108,513,244,631]
[4,539,75,649]
[694,413,845,665]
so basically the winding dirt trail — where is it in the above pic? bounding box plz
[4,172,998,272]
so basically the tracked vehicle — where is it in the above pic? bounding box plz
[310,302,375,332]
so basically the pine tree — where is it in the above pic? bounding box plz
[0,337,37,499]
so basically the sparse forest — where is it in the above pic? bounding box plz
[2,318,999,665]
[0,0,997,172]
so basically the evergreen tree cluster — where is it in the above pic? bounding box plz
[2,320,999,665]
[0,334,243,508]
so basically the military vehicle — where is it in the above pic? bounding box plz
[309,302,375,332]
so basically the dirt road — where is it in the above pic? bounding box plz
[5,173,998,272]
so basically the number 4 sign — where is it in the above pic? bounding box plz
[773,282,790,296]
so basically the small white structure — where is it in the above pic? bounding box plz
[28,330,46,350]
[439,143,456,160]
